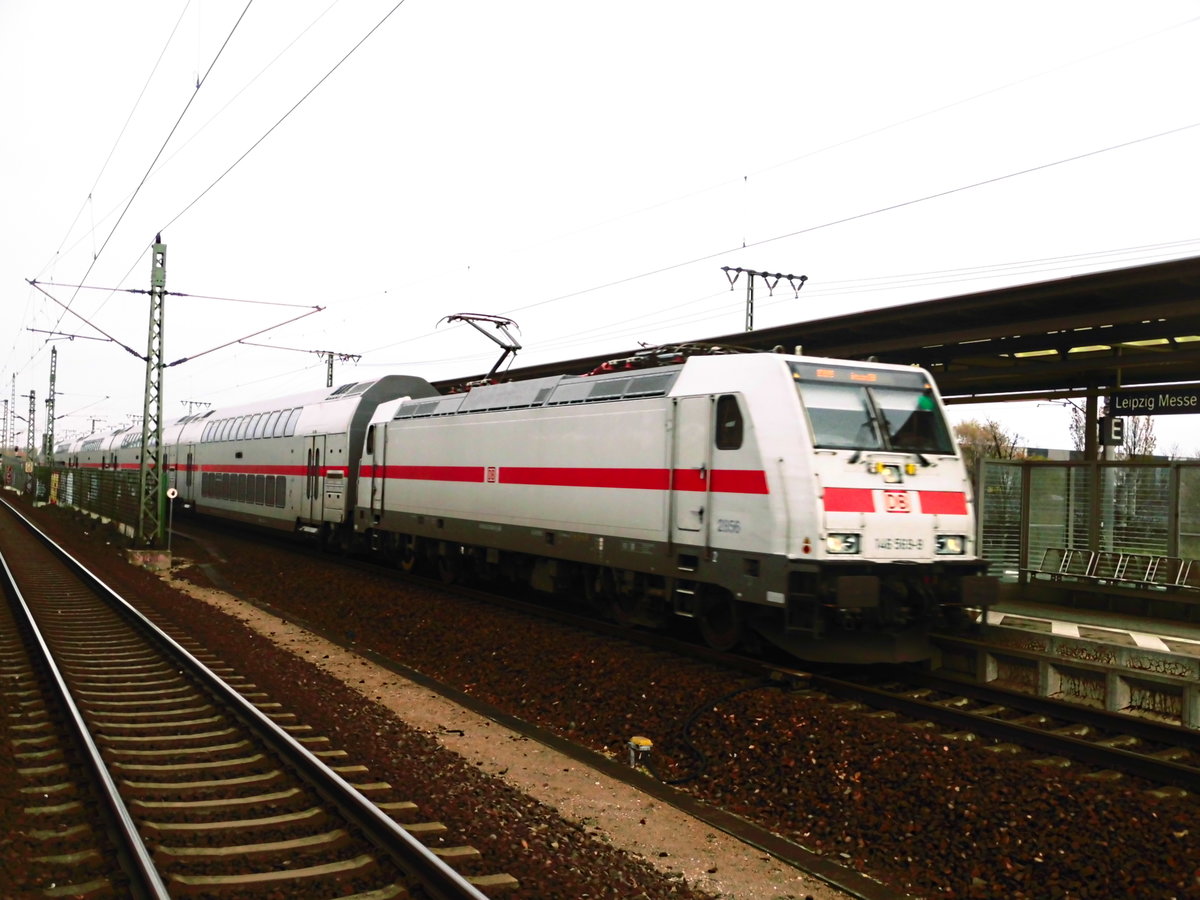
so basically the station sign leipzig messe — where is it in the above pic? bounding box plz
[1109,385,1200,416]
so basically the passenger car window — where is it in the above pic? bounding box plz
[284,407,302,436]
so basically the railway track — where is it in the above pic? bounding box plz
[14,503,1199,897]
[181,512,1200,793]
[799,667,1200,793]
[161,515,1200,896]
[0,500,514,899]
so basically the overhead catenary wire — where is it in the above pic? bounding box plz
[29,280,327,310]
[30,0,347,331]
[48,1,256,340]
[356,120,1200,365]
[156,0,412,235]
[10,7,1198,426]
[36,1,195,285]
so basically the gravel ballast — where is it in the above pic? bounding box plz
[9,497,1200,899]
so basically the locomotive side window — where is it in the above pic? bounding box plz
[715,395,744,450]
[264,410,282,438]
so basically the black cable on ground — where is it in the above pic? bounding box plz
[644,678,782,786]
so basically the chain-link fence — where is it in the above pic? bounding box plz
[2,458,141,533]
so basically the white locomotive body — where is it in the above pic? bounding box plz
[356,353,993,661]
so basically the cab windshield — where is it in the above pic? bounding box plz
[791,363,955,455]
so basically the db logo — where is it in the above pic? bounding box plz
[884,491,911,513]
[485,466,498,483]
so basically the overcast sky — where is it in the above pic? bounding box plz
[3,1,1198,454]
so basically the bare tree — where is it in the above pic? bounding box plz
[954,418,1025,474]
[1116,415,1156,460]
[1069,404,1087,453]
[1069,405,1157,459]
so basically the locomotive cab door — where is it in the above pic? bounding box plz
[366,423,386,523]
[304,434,326,522]
[671,396,712,541]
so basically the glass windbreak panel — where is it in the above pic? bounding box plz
[872,387,955,454]
[796,381,882,450]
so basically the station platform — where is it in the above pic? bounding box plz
[983,594,1200,659]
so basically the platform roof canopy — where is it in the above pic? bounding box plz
[739,254,1200,404]
[441,255,1200,407]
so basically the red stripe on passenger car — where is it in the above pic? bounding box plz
[918,491,968,515]
[823,487,876,512]
[374,465,486,482]
[500,467,670,489]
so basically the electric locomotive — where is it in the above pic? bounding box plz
[357,349,995,662]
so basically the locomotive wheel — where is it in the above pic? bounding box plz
[397,536,418,573]
[697,591,743,651]
[608,590,638,628]
[584,566,619,611]
[437,546,463,584]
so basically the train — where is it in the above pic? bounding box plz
[53,346,996,663]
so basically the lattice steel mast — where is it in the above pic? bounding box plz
[136,236,167,547]
[26,390,35,458]
[45,347,57,462]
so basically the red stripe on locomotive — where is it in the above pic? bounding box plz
[822,487,875,512]
[917,491,968,515]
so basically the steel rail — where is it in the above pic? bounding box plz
[0,497,491,900]
[0,544,170,899]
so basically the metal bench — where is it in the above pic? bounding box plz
[1027,547,1200,591]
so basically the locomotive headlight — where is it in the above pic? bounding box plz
[936,534,966,555]
[826,533,861,554]
[881,464,902,483]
